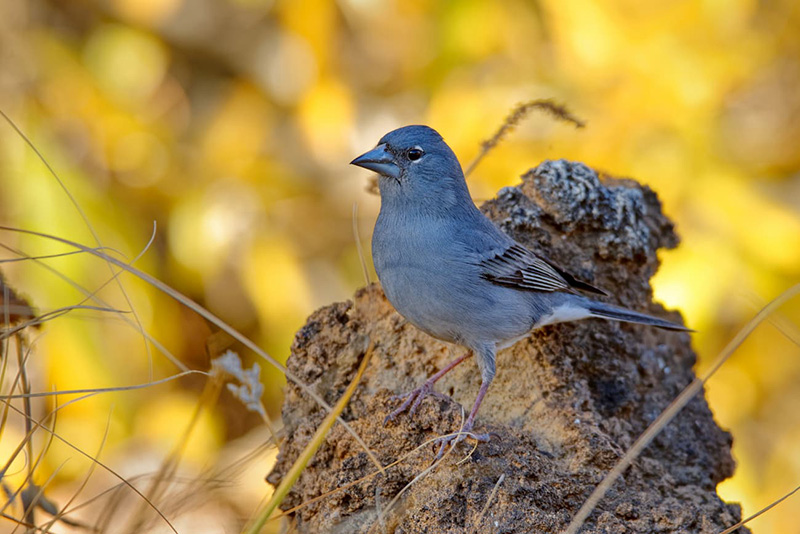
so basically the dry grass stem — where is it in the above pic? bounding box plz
[0,224,383,474]
[369,407,473,533]
[3,401,177,533]
[474,473,505,533]
[0,110,155,381]
[719,484,800,534]
[0,241,189,372]
[125,373,225,534]
[464,100,586,177]
[563,282,800,534]
[245,340,375,534]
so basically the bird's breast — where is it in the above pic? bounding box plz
[372,212,466,340]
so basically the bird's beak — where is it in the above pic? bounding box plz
[350,144,400,179]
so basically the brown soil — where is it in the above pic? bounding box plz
[267,160,747,533]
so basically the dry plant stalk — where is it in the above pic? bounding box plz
[719,484,800,534]
[124,371,225,533]
[246,340,375,534]
[563,281,800,534]
[0,224,383,476]
[464,99,586,177]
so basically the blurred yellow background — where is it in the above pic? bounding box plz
[1,0,799,532]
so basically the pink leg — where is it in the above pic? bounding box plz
[434,379,492,460]
[463,379,490,431]
[384,351,472,425]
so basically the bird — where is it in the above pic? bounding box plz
[350,125,689,457]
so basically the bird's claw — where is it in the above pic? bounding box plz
[384,380,442,425]
[432,428,491,461]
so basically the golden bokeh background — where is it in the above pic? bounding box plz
[1,0,799,532]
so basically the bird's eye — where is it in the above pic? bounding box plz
[406,148,424,161]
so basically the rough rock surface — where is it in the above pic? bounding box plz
[267,160,747,533]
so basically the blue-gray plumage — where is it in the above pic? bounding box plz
[351,125,689,456]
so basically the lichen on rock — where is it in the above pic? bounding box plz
[267,160,747,533]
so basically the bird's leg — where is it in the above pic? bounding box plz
[434,379,492,460]
[383,351,472,425]
[433,344,496,460]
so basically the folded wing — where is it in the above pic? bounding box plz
[478,243,607,296]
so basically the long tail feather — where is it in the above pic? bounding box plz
[586,302,692,332]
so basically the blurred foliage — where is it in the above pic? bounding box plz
[0,0,799,531]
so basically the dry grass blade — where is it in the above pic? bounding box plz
[0,248,114,263]
[0,371,206,400]
[41,410,113,533]
[1,305,132,341]
[244,340,375,534]
[0,110,155,380]
[19,464,65,532]
[718,484,800,534]
[0,512,40,532]
[126,371,225,533]
[368,407,479,533]
[563,282,800,534]
[0,225,384,474]
[0,419,48,518]
[366,429,475,534]
[3,401,178,533]
[474,473,505,533]
[464,100,586,177]
[0,241,189,372]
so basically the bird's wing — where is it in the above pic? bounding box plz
[477,243,608,295]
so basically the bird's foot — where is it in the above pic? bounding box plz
[432,423,492,461]
[383,380,448,425]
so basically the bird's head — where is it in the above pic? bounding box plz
[351,125,471,207]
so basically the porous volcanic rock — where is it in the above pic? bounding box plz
[267,160,747,534]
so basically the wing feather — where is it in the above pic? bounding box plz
[477,243,607,295]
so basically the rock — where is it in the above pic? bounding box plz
[267,160,747,533]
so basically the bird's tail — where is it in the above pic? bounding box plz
[586,301,692,332]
